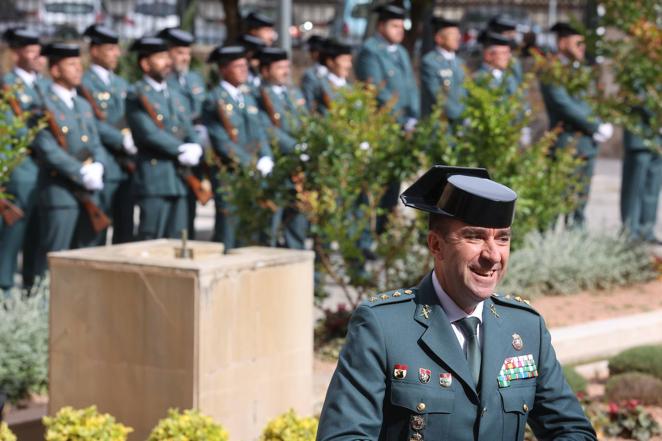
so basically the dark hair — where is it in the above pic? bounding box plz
[428,213,451,235]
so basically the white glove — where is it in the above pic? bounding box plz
[80,162,104,191]
[194,124,210,150]
[404,118,418,133]
[593,123,614,143]
[520,127,532,146]
[177,143,203,166]
[122,130,137,155]
[256,156,274,177]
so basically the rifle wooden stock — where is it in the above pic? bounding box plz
[216,100,238,143]
[260,88,281,127]
[3,85,23,116]
[79,86,106,121]
[75,191,110,233]
[321,91,332,110]
[138,94,165,129]
[0,199,24,226]
[45,110,68,149]
[182,170,213,205]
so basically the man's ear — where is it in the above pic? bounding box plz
[427,230,444,261]
[138,57,149,74]
[50,64,60,81]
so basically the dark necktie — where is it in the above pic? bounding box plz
[456,316,481,385]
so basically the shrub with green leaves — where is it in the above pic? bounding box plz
[148,409,229,441]
[499,229,656,297]
[0,287,49,403]
[606,372,662,406]
[605,400,661,441]
[43,406,132,441]
[0,422,16,441]
[261,409,318,441]
[562,366,587,394]
[609,345,662,380]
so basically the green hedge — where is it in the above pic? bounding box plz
[609,345,662,380]
[562,366,587,394]
[606,372,662,406]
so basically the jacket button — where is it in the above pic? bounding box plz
[523,403,529,413]
[416,402,426,412]
[150,159,158,166]
[481,407,487,416]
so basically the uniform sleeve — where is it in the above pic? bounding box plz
[33,128,84,185]
[201,95,251,165]
[420,56,440,118]
[317,305,387,441]
[540,82,600,135]
[95,119,124,152]
[300,70,318,112]
[125,93,181,157]
[355,48,383,86]
[528,316,597,441]
[403,49,420,120]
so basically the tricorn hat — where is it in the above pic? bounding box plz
[431,16,460,32]
[3,27,40,48]
[400,165,517,228]
[244,11,275,30]
[488,14,518,33]
[207,45,247,64]
[157,27,195,47]
[374,4,406,22]
[550,22,582,38]
[83,24,119,45]
[41,43,80,62]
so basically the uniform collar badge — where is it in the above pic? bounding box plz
[393,364,408,380]
[418,368,431,384]
[439,372,452,387]
[512,333,523,351]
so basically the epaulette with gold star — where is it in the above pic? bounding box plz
[362,288,417,307]
[491,293,540,315]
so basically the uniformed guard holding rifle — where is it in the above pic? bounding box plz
[32,43,110,274]
[202,45,273,249]
[125,37,207,240]
[81,24,137,244]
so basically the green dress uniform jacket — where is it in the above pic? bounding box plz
[125,78,199,239]
[315,76,350,116]
[317,273,597,441]
[620,106,662,241]
[539,68,601,225]
[201,82,271,248]
[474,64,519,98]
[300,64,327,113]
[355,35,419,126]
[32,88,107,265]
[420,49,466,122]
[257,83,309,249]
[0,71,48,289]
[82,67,134,244]
[166,70,206,121]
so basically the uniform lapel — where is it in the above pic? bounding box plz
[479,297,511,399]
[415,273,478,399]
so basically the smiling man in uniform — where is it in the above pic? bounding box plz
[317,166,596,441]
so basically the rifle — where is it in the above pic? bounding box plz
[137,94,213,205]
[0,198,24,226]
[3,84,23,116]
[78,85,106,121]
[260,87,281,127]
[45,109,111,233]
[216,99,238,143]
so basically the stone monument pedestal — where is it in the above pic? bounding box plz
[48,240,314,441]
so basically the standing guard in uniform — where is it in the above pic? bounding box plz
[81,24,136,244]
[157,27,208,239]
[355,4,419,234]
[487,14,524,87]
[540,23,613,226]
[420,17,466,127]
[314,40,353,115]
[0,28,47,290]
[317,165,597,441]
[300,35,328,112]
[202,46,273,249]
[244,11,276,47]
[125,37,204,240]
[256,47,308,249]
[474,32,518,97]
[238,34,267,93]
[33,43,109,272]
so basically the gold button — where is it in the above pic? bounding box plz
[274,112,281,120]
[404,289,412,294]
[62,126,69,133]
[523,403,529,412]
[380,294,389,300]
[369,296,377,302]
[416,402,426,412]
[156,114,164,121]
[81,135,89,142]
[150,159,158,166]
[481,407,487,416]
[393,292,401,297]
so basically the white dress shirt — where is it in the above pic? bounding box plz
[14,67,37,87]
[221,80,244,104]
[432,270,483,352]
[91,64,111,85]
[327,72,347,88]
[143,75,168,94]
[437,48,456,61]
[51,83,77,109]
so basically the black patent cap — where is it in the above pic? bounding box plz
[550,22,582,38]
[400,165,517,228]
[83,24,119,45]
[245,11,275,30]
[207,45,246,64]
[129,37,168,56]
[374,4,406,21]
[306,35,326,51]
[431,16,459,32]
[237,34,267,52]
[488,14,518,33]
[3,27,40,47]
[324,39,353,57]
[42,43,80,61]
[479,30,514,48]
[157,27,194,46]
[256,47,288,66]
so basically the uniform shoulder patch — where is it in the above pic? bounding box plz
[491,293,539,315]
[362,288,417,308]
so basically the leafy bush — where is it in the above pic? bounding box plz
[0,422,16,441]
[0,287,49,403]
[148,409,229,441]
[43,406,132,441]
[609,345,662,380]
[605,400,661,441]
[606,372,662,406]
[499,229,656,297]
[261,409,318,441]
[562,366,587,394]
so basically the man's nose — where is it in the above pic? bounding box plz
[480,239,501,264]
